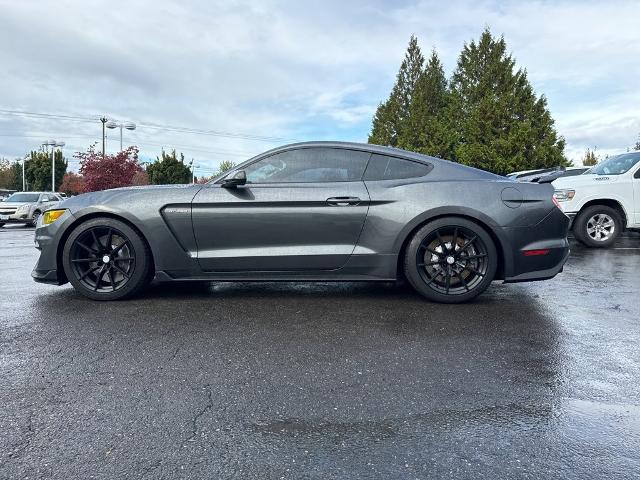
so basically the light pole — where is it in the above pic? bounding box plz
[106,120,136,151]
[100,116,108,157]
[43,140,64,192]
[192,164,200,183]
[22,157,27,191]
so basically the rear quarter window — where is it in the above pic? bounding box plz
[364,154,432,181]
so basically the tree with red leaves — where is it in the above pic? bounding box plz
[58,172,85,195]
[76,145,144,192]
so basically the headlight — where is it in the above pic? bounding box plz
[42,209,66,225]
[17,204,30,213]
[553,189,575,202]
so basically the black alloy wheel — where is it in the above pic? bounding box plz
[63,218,152,300]
[404,217,498,303]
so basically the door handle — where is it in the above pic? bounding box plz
[326,196,361,206]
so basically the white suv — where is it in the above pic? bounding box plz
[553,152,640,247]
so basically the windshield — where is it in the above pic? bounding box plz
[588,152,640,175]
[5,193,40,203]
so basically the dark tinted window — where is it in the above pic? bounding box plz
[364,154,432,180]
[244,148,370,183]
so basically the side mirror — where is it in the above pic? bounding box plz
[221,170,247,188]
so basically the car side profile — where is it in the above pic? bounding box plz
[553,151,640,247]
[32,142,570,303]
[0,191,64,227]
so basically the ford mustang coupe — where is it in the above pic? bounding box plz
[32,142,570,303]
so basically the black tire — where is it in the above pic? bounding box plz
[62,217,153,300]
[572,205,622,248]
[404,217,498,303]
[0,223,5,228]
[29,211,41,227]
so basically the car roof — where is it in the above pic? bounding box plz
[258,141,439,163]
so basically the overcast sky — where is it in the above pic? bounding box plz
[1,0,638,175]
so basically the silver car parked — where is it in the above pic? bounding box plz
[0,192,64,227]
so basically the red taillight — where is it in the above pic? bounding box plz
[523,249,551,257]
[552,195,562,210]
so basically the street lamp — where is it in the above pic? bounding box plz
[106,120,136,151]
[192,164,200,183]
[42,140,64,192]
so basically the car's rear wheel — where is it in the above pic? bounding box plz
[62,218,152,300]
[573,205,622,248]
[404,217,498,303]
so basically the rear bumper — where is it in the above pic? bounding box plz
[504,247,569,283]
[501,207,571,283]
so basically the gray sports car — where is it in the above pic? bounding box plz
[32,142,570,303]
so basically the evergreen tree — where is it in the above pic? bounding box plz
[582,148,598,166]
[449,28,567,174]
[634,134,640,151]
[24,150,68,191]
[368,35,424,147]
[147,150,192,184]
[398,49,453,158]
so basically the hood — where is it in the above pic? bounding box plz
[58,184,201,209]
[552,174,623,189]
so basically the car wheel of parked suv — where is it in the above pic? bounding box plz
[573,205,622,248]
[404,217,498,303]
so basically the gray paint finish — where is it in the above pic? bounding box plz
[32,141,570,287]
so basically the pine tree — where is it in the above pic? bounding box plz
[147,150,192,184]
[582,148,598,166]
[24,150,68,191]
[368,35,424,147]
[448,28,567,174]
[634,134,640,151]
[398,49,453,158]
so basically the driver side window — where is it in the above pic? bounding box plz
[243,148,370,184]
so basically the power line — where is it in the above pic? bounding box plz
[0,108,297,143]
[0,132,258,158]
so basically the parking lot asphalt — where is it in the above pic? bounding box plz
[1,224,640,479]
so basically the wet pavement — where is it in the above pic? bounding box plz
[1,224,639,479]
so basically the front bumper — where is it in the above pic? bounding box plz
[31,209,75,286]
[32,268,61,284]
[0,213,34,223]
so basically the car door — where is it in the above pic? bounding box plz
[191,147,372,272]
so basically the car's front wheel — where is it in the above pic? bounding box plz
[29,211,41,227]
[573,205,622,248]
[404,217,498,303]
[62,217,153,300]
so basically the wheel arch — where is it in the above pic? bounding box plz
[577,199,628,228]
[56,212,155,284]
[395,210,507,281]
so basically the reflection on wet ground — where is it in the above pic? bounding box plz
[1,226,639,478]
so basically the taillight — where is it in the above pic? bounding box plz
[523,249,551,257]
[552,195,562,210]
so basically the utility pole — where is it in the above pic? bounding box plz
[22,157,26,191]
